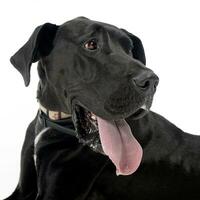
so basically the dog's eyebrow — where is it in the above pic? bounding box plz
[87,24,105,34]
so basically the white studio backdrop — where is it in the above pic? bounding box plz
[0,0,199,198]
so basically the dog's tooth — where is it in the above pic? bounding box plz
[141,104,147,110]
[91,113,97,120]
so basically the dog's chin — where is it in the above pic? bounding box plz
[71,103,149,154]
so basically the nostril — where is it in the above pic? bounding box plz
[132,78,151,90]
[138,80,150,89]
[142,80,151,89]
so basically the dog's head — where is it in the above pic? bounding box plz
[11,17,159,175]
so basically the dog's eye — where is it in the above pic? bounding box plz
[84,39,98,51]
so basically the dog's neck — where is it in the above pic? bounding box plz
[39,103,72,120]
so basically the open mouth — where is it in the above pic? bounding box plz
[73,105,103,154]
[72,104,146,176]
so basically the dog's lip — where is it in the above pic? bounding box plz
[104,103,149,120]
[72,103,104,154]
[131,104,149,120]
[72,100,148,121]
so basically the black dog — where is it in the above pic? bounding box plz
[5,17,200,200]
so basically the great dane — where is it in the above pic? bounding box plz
[5,17,200,200]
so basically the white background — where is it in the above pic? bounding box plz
[0,0,200,199]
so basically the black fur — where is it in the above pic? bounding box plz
[5,17,200,200]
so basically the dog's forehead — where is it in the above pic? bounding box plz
[59,17,127,39]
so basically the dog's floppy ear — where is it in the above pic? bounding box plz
[10,23,59,86]
[121,29,146,65]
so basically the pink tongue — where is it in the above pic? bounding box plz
[97,117,143,176]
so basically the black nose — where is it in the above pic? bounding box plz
[132,70,159,92]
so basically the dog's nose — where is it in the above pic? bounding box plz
[132,70,159,92]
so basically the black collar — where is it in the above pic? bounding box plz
[39,110,77,137]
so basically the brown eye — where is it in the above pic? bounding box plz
[84,39,98,51]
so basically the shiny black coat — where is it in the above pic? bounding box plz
[5,111,200,200]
